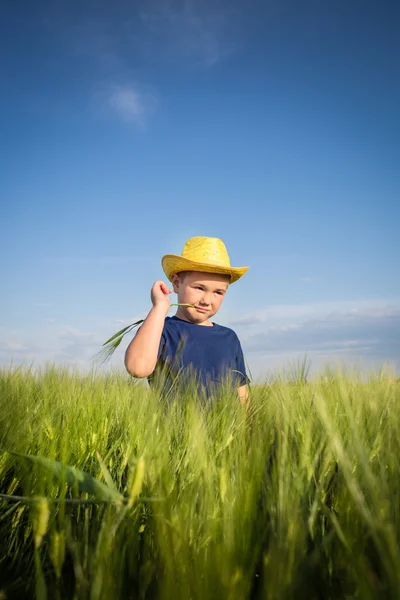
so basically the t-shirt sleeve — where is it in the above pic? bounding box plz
[235,338,249,387]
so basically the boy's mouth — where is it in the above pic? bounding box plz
[195,307,208,313]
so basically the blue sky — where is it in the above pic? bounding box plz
[1,0,399,380]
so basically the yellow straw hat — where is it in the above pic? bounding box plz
[162,236,249,284]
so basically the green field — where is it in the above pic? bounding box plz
[1,365,399,599]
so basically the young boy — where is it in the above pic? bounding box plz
[124,236,249,404]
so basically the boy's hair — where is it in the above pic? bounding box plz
[176,271,190,281]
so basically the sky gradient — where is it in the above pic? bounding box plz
[1,0,399,380]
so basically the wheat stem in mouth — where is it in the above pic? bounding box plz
[95,303,194,365]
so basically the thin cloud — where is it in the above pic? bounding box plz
[230,299,400,327]
[3,341,34,353]
[137,0,240,66]
[59,16,121,69]
[115,316,145,326]
[50,0,241,71]
[59,326,94,341]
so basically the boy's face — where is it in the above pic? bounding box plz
[171,271,230,326]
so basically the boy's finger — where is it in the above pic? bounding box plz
[160,283,172,295]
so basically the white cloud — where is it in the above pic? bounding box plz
[93,83,156,126]
[0,318,134,373]
[107,85,155,126]
[228,300,400,379]
[0,338,43,366]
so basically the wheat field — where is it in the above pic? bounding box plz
[0,364,399,599]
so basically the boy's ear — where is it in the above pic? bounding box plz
[170,273,180,293]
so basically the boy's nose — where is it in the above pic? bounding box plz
[200,293,211,305]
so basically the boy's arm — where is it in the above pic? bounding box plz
[124,281,171,378]
[235,337,250,408]
[238,384,250,409]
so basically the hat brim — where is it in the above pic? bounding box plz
[162,255,249,284]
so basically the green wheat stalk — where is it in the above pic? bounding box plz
[2,449,124,502]
[96,303,195,365]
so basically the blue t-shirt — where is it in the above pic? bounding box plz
[149,316,248,398]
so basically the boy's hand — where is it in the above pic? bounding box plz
[151,280,172,312]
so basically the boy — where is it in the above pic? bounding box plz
[124,236,249,404]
